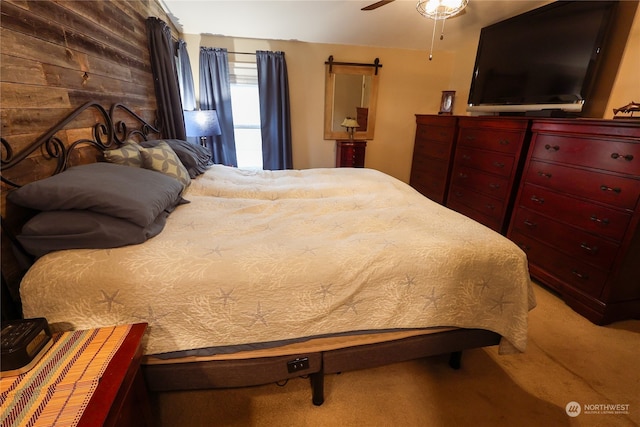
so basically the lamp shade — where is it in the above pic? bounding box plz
[183,110,222,137]
[340,118,359,129]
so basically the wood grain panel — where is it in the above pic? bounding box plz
[0,27,92,73]
[0,54,46,85]
[2,108,93,141]
[1,82,71,108]
[3,1,150,68]
[1,0,175,140]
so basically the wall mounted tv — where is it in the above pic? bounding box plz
[467,0,618,115]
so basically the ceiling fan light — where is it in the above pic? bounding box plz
[417,0,468,61]
[416,0,468,20]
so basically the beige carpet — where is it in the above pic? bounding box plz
[150,282,640,426]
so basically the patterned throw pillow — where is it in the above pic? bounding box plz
[139,141,191,189]
[103,142,143,167]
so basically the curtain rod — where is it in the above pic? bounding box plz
[228,51,256,55]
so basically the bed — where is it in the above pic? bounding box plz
[0,102,536,405]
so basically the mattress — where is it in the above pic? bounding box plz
[20,166,536,357]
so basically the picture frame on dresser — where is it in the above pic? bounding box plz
[439,91,455,115]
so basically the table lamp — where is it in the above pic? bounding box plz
[340,117,359,140]
[183,110,222,147]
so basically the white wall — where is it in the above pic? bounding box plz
[182,5,639,182]
[605,4,640,119]
[184,34,454,182]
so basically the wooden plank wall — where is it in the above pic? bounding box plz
[0,0,179,311]
[1,0,176,152]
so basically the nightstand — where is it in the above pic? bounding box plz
[336,140,367,167]
[1,323,151,427]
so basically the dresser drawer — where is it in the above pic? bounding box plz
[457,128,524,155]
[411,156,448,178]
[511,230,608,297]
[526,160,640,210]
[531,134,640,175]
[410,165,447,198]
[409,158,448,203]
[412,180,446,203]
[448,184,504,221]
[455,147,515,178]
[519,184,632,241]
[416,125,456,144]
[447,199,501,232]
[411,169,447,190]
[511,207,620,270]
[450,165,510,199]
[413,139,453,161]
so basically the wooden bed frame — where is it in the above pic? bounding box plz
[0,102,502,405]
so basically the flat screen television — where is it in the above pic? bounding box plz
[467,0,618,115]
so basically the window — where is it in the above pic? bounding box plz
[229,62,262,170]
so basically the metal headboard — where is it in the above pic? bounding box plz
[1,101,161,188]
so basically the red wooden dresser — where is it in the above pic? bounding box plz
[446,116,531,234]
[508,119,640,324]
[409,115,458,204]
[336,140,367,167]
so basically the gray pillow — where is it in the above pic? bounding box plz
[139,139,213,178]
[7,162,184,227]
[18,210,169,257]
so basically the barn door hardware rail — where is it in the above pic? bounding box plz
[325,56,383,74]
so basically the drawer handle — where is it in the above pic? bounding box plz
[580,243,599,254]
[571,270,589,280]
[544,144,560,151]
[485,204,495,210]
[523,220,537,228]
[462,154,471,161]
[493,162,505,168]
[537,171,552,179]
[590,215,610,225]
[454,191,463,197]
[530,195,545,204]
[489,183,501,189]
[611,153,634,161]
[465,136,476,141]
[600,185,621,194]
[458,173,468,179]
[498,139,510,145]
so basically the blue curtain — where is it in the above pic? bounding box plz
[176,40,196,111]
[145,17,186,140]
[256,51,292,170]
[199,47,237,167]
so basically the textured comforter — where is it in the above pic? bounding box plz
[20,166,536,356]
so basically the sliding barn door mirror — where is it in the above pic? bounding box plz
[324,56,381,140]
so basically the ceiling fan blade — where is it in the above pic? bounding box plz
[361,0,395,11]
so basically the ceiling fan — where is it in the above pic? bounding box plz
[362,0,470,60]
[361,0,395,11]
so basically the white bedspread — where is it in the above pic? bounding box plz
[20,166,535,356]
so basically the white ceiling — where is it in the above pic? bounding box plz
[160,0,552,52]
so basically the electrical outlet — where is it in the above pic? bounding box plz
[287,357,310,373]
